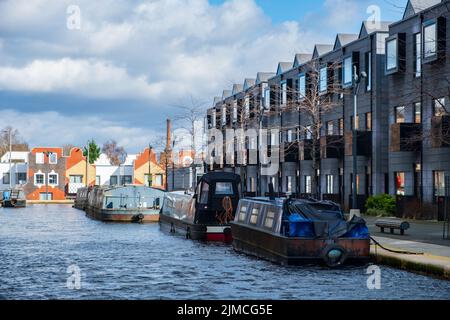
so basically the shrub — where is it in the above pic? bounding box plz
[365,194,396,216]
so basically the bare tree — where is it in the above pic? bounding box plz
[0,126,28,157]
[63,144,76,156]
[102,140,127,166]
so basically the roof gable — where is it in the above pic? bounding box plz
[293,54,312,68]
[313,44,333,58]
[256,72,276,84]
[334,34,358,50]
[358,21,391,39]
[222,90,231,100]
[243,78,256,91]
[232,84,243,96]
[403,0,442,19]
[276,62,293,76]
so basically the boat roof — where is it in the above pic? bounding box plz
[200,172,241,184]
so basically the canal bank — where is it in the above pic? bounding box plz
[364,216,450,280]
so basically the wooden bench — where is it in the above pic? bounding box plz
[375,219,410,236]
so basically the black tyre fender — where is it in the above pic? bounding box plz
[170,222,175,233]
[186,227,191,239]
[321,244,348,268]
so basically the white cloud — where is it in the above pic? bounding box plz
[1,109,160,152]
[0,0,326,106]
[0,58,163,100]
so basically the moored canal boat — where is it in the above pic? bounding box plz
[230,197,370,267]
[85,185,165,223]
[73,187,91,210]
[1,189,26,208]
[160,172,241,242]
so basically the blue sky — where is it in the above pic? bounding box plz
[0,0,409,152]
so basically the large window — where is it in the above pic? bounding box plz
[121,175,132,185]
[395,172,405,196]
[35,173,44,185]
[286,176,293,193]
[264,210,276,229]
[342,56,353,87]
[298,74,306,100]
[395,106,406,123]
[36,152,44,164]
[415,102,422,123]
[327,121,334,136]
[16,172,27,184]
[365,52,372,91]
[70,175,83,183]
[280,81,287,105]
[326,175,334,194]
[433,171,445,197]
[339,119,344,135]
[305,176,312,194]
[250,207,260,225]
[49,152,57,164]
[238,205,248,222]
[319,67,327,93]
[264,87,270,109]
[365,112,372,131]
[233,103,237,122]
[434,98,447,117]
[222,106,227,125]
[386,38,398,71]
[110,176,118,186]
[414,33,422,77]
[423,22,437,59]
[2,173,10,185]
[48,173,58,185]
[244,97,250,117]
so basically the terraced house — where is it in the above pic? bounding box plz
[205,0,450,220]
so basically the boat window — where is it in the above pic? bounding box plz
[264,210,276,229]
[199,182,210,204]
[215,182,234,196]
[238,205,248,222]
[250,207,260,225]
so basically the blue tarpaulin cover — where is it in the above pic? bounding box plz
[289,214,315,237]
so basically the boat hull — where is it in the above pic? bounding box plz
[85,206,159,223]
[159,214,232,243]
[230,222,370,266]
[1,199,27,208]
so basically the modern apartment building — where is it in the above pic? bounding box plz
[205,0,450,219]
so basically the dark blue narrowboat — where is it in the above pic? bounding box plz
[230,197,370,267]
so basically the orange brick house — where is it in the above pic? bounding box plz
[133,147,166,190]
[24,147,67,200]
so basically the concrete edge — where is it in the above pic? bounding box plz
[370,246,450,281]
[27,200,75,205]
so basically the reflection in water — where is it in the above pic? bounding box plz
[0,205,449,300]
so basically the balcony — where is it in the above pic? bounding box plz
[390,123,422,152]
[320,135,344,159]
[431,115,450,148]
[281,142,299,163]
[299,140,319,161]
[344,131,372,156]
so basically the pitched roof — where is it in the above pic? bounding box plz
[232,84,243,95]
[213,96,222,106]
[359,21,391,38]
[222,90,232,100]
[243,78,256,91]
[334,33,359,50]
[276,62,293,75]
[403,0,442,19]
[256,72,275,84]
[312,44,334,58]
[293,54,313,68]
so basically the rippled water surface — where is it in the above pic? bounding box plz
[0,205,449,300]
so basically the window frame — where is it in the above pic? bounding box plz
[280,80,287,106]
[48,152,58,164]
[34,173,45,186]
[395,106,406,124]
[298,73,306,101]
[385,36,399,74]
[414,32,422,78]
[48,173,58,186]
[342,55,353,88]
[365,51,372,91]
[423,20,437,62]
[319,66,328,94]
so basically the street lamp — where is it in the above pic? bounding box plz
[43,151,52,201]
[352,66,367,210]
[148,145,153,187]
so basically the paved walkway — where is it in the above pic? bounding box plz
[362,216,450,279]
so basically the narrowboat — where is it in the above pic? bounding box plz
[230,197,370,267]
[159,172,241,242]
[84,185,165,223]
[1,189,26,208]
[73,187,91,210]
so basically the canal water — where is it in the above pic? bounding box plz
[0,205,449,300]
